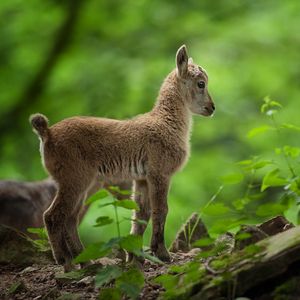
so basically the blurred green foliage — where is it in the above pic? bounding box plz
[0,0,299,246]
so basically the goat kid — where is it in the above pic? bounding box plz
[30,45,215,271]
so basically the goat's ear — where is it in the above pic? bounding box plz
[176,45,188,77]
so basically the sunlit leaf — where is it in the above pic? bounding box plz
[283,145,300,158]
[261,168,288,191]
[281,123,300,132]
[27,227,48,239]
[236,159,253,166]
[233,198,250,210]
[235,232,252,241]
[252,160,273,169]
[108,185,132,195]
[247,125,274,138]
[85,189,110,205]
[115,200,139,210]
[193,237,215,247]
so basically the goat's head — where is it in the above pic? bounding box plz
[176,45,215,117]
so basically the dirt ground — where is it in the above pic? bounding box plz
[0,252,196,300]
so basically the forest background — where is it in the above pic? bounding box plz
[0,0,299,247]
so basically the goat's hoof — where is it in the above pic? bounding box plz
[63,262,75,273]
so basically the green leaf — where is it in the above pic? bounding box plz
[85,189,110,205]
[116,268,144,300]
[256,203,286,217]
[93,216,114,227]
[99,201,116,208]
[281,123,300,132]
[261,168,288,191]
[154,274,178,291]
[283,146,300,158]
[221,173,244,185]
[108,185,132,195]
[243,244,263,256]
[140,251,164,264]
[95,265,122,288]
[119,234,142,253]
[235,232,252,241]
[232,198,250,210]
[247,125,274,138]
[99,288,121,300]
[115,200,139,210]
[192,237,215,247]
[27,227,48,239]
[236,159,253,166]
[252,160,273,169]
[202,203,230,216]
[73,242,109,263]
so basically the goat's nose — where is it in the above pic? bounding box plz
[212,103,215,111]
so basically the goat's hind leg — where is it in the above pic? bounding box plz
[44,184,88,272]
[44,191,74,271]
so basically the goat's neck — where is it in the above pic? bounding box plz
[152,72,191,137]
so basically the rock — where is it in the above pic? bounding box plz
[0,224,53,266]
[190,226,300,299]
[234,225,268,250]
[169,213,209,252]
[258,215,294,236]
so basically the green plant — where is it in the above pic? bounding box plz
[72,187,161,299]
[27,227,50,252]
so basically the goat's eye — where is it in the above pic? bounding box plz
[197,81,205,89]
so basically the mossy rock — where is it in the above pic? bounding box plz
[0,224,53,266]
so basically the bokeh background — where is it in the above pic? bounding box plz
[1,0,299,246]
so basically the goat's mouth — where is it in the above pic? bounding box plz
[201,106,215,117]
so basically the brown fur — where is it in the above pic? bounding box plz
[30,45,215,271]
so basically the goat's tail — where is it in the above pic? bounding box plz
[29,113,49,140]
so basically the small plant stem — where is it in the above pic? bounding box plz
[244,169,256,198]
[114,204,121,239]
[188,185,224,246]
[271,115,297,178]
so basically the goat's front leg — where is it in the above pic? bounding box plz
[128,180,150,262]
[130,179,150,236]
[147,174,171,262]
